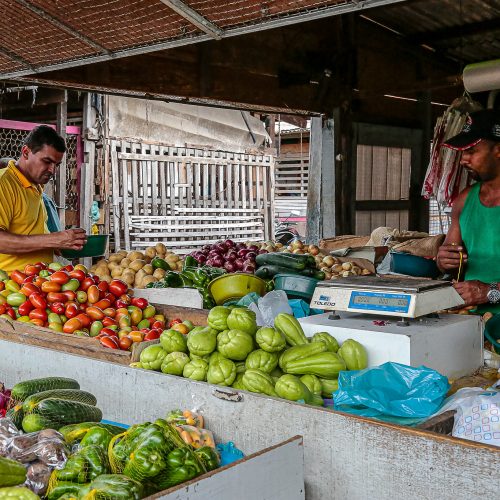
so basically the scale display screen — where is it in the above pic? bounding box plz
[348,291,411,313]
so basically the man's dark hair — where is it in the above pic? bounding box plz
[23,125,66,154]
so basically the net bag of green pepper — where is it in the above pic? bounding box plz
[79,474,144,500]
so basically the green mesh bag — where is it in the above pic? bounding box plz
[79,474,143,500]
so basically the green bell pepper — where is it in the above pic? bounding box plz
[157,447,205,489]
[163,272,184,288]
[55,454,88,483]
[0,487,39,500]
[195,446,220,471]
[81,474,143,500]
[151,257,171,271]
[48,482,87,500]
[79,426,113,451]
[111,423,150,463]
[80,445,109,481]
[183,255,199,269]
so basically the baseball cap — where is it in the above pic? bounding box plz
[443,109,500,150]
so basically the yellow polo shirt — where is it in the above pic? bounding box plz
[0,161,54,273]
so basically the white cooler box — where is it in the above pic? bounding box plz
[299,312,483,379]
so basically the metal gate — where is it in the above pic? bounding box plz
[0,119,83,228]
[109,139,275,252]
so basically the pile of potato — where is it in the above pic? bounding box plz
[90,243,184,289]
[315,255,372,280]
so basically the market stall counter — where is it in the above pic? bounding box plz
[0,340,498,500]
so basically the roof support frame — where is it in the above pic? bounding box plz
[159,0,223,39]
[1,0,405,80]
[0,45,34,71]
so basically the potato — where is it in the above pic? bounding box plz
[100,275,112,283]
[324,272,332,280]
[128,251,144,261]
[142,264,154,275]
[121,271,135,286]
[341,262,353,271]
[89,265,98,273]
[155,242,167,254]
[361,268,372,276]
[309,245,320,256]
[108,253,123,263]
[292,249,304,254]
[142,276,157,287]
[144,247,157,259]
[322,256,334,267]
[111,266,124,278]
[120,258,131,268]
[107,261,119,271]
[352,266,361,275]
[166,254,180,263]
[153,268,166,279]
[129,259,146,272]
[117,250,128,257]
[176,261,183,271]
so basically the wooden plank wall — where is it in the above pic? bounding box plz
[109,139,275,251]
[275,151,309,218]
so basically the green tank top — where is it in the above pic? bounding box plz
[460,182,500,314]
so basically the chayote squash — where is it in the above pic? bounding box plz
[160,329,188,353]
[216,329,254,361]
[0,487,39,499]
[183,359,209,381]
[242,369,277,396]
[231,373,246,390]
[319,378,339,398]
[279,341,327,369]
[338,339,368,370]
[161,352,190,376]
[139,345,167,371]
[207,306,231,331]
[311,332,339,353]
[300,374,322,396]
[187,327,217,356]
[226,308,257,336]
[270,366,284,383]
[245,350,279,374]
[255,327,286,353]
[274,313,308,346]
[282,351,346,379]
[207,358,237,386]
[275,374,312,402]
[235,361,246,374]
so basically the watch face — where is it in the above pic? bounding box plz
[487,288,500,304]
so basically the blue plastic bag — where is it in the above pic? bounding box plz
[216,441,245,466]
[288,299,324,319]
[333,362,450,424]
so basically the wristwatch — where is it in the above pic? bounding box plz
[487,283,500,304]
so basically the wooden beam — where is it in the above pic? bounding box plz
[56,90,67,228]
[306,117,322,243]
[356,200,410,211]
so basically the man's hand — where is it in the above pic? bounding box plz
[55,228,87,250]
[436,244,468,271]
[453,280,489,307]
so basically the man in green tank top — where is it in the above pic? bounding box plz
[436,109,500,313]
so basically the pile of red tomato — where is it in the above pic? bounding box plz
[0,262,165,350]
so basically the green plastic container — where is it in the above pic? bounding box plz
[61,234,109,259]
[390,251,440,279]
[208,273,267,305]
[274,274,319,300]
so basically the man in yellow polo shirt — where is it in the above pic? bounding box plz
[0,125,87,273]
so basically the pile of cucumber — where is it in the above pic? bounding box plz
[6,377,102,433]
[255,252,325,280]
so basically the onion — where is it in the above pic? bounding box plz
[197,254,207,264]
[234,258,244,270]
[202,244,212,252]
[242,263,256,273]
[0,392,9,410]
[248,245,259,252]
[212,255,225,267]
[258,249,269,254]
[224,261,236,272]
[246,252,256,260]
[224,239,235,249]
[237,249,249,258]
[235,242,246,250]
[226,252,237,262]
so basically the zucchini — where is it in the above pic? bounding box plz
[0,456,27,487]
[32,398,102,426]
[22,413,61,433]
[299,268,326,280]
[255,253,307,270]
[22,389,97,414]
[255,265,314,279]
[5,406,24,430]
[11,377,80,402]
[59,422,125,444]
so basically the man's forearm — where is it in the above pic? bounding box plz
[0,230,58,254]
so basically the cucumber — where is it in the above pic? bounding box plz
[11,377,80,402]
[255,253,307,270]
[59,422,126,444]
[5,406,24,430]
[22,413,61,433]
[33,398,102,426]
[255,265,315,279]
[22,389,97,413]
[299,268,326,280]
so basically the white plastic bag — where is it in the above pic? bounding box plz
[432,387,500,446]
[248,291,293,327]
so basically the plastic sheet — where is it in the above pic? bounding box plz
[248,291,293,326]
[333,362,450,424]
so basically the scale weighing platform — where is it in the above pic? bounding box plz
[302,277,483,378]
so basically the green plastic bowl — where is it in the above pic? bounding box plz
[208,273,267,305]
[61,234,109,259]
[274,274,319,300]
[390,251,440,279]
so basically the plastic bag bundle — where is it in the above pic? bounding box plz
[166,409,204,428]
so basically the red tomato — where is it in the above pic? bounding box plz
[18,301,34,316]
[100,327,118,338]
[115,308,129,318]
[29,293,47,310]
[29,308,48,322]
[22,275,36,284]
[29,318,45,327]
[102,307,116,318]
[97,281,109,293]
[62,290,77,302]
[65,303,79,319]
[93,299,111,310]
[46,292,68,303]
[41,281,62,293]
[68,270,86,282]
[10,270,27,285]
[0,282,4,292]
[109,279,128,298]
[20,283,41,297]
[49,302,65,315]
[79,277,95,292]
[152,320,165,330]
[49,271,70,285]
[86,306,105,321]
[33,276,47,288]
[118,294,132,305]
[100,336,119,349]
[63,264,74,272]
[87,285,100,304]
[63,317,82,334]
[119,336,133,350]
[103,293,116,305]
[0,304,6,315]
[131,297,148,309]
[102,317,118,327]
[144,330,161,341]
[75,313,91,328]
[169,318,183,328]
[5,307,16,320]
[140,328,150,334]
[24,264,41,276]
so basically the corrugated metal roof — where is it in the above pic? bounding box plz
[0,0,405,79]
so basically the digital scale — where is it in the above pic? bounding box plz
[302,276,483,378]
[310,276,465,319]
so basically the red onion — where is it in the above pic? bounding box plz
[248,245,259,252]
[246,252,256,260]
[224,261,236,272]
[224,239,235,249]
[258,249,269,254]
[234,258,244,270]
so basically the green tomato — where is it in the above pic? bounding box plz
[62,279,80,291]
[48,262,63,271]
[6,293,27,307]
